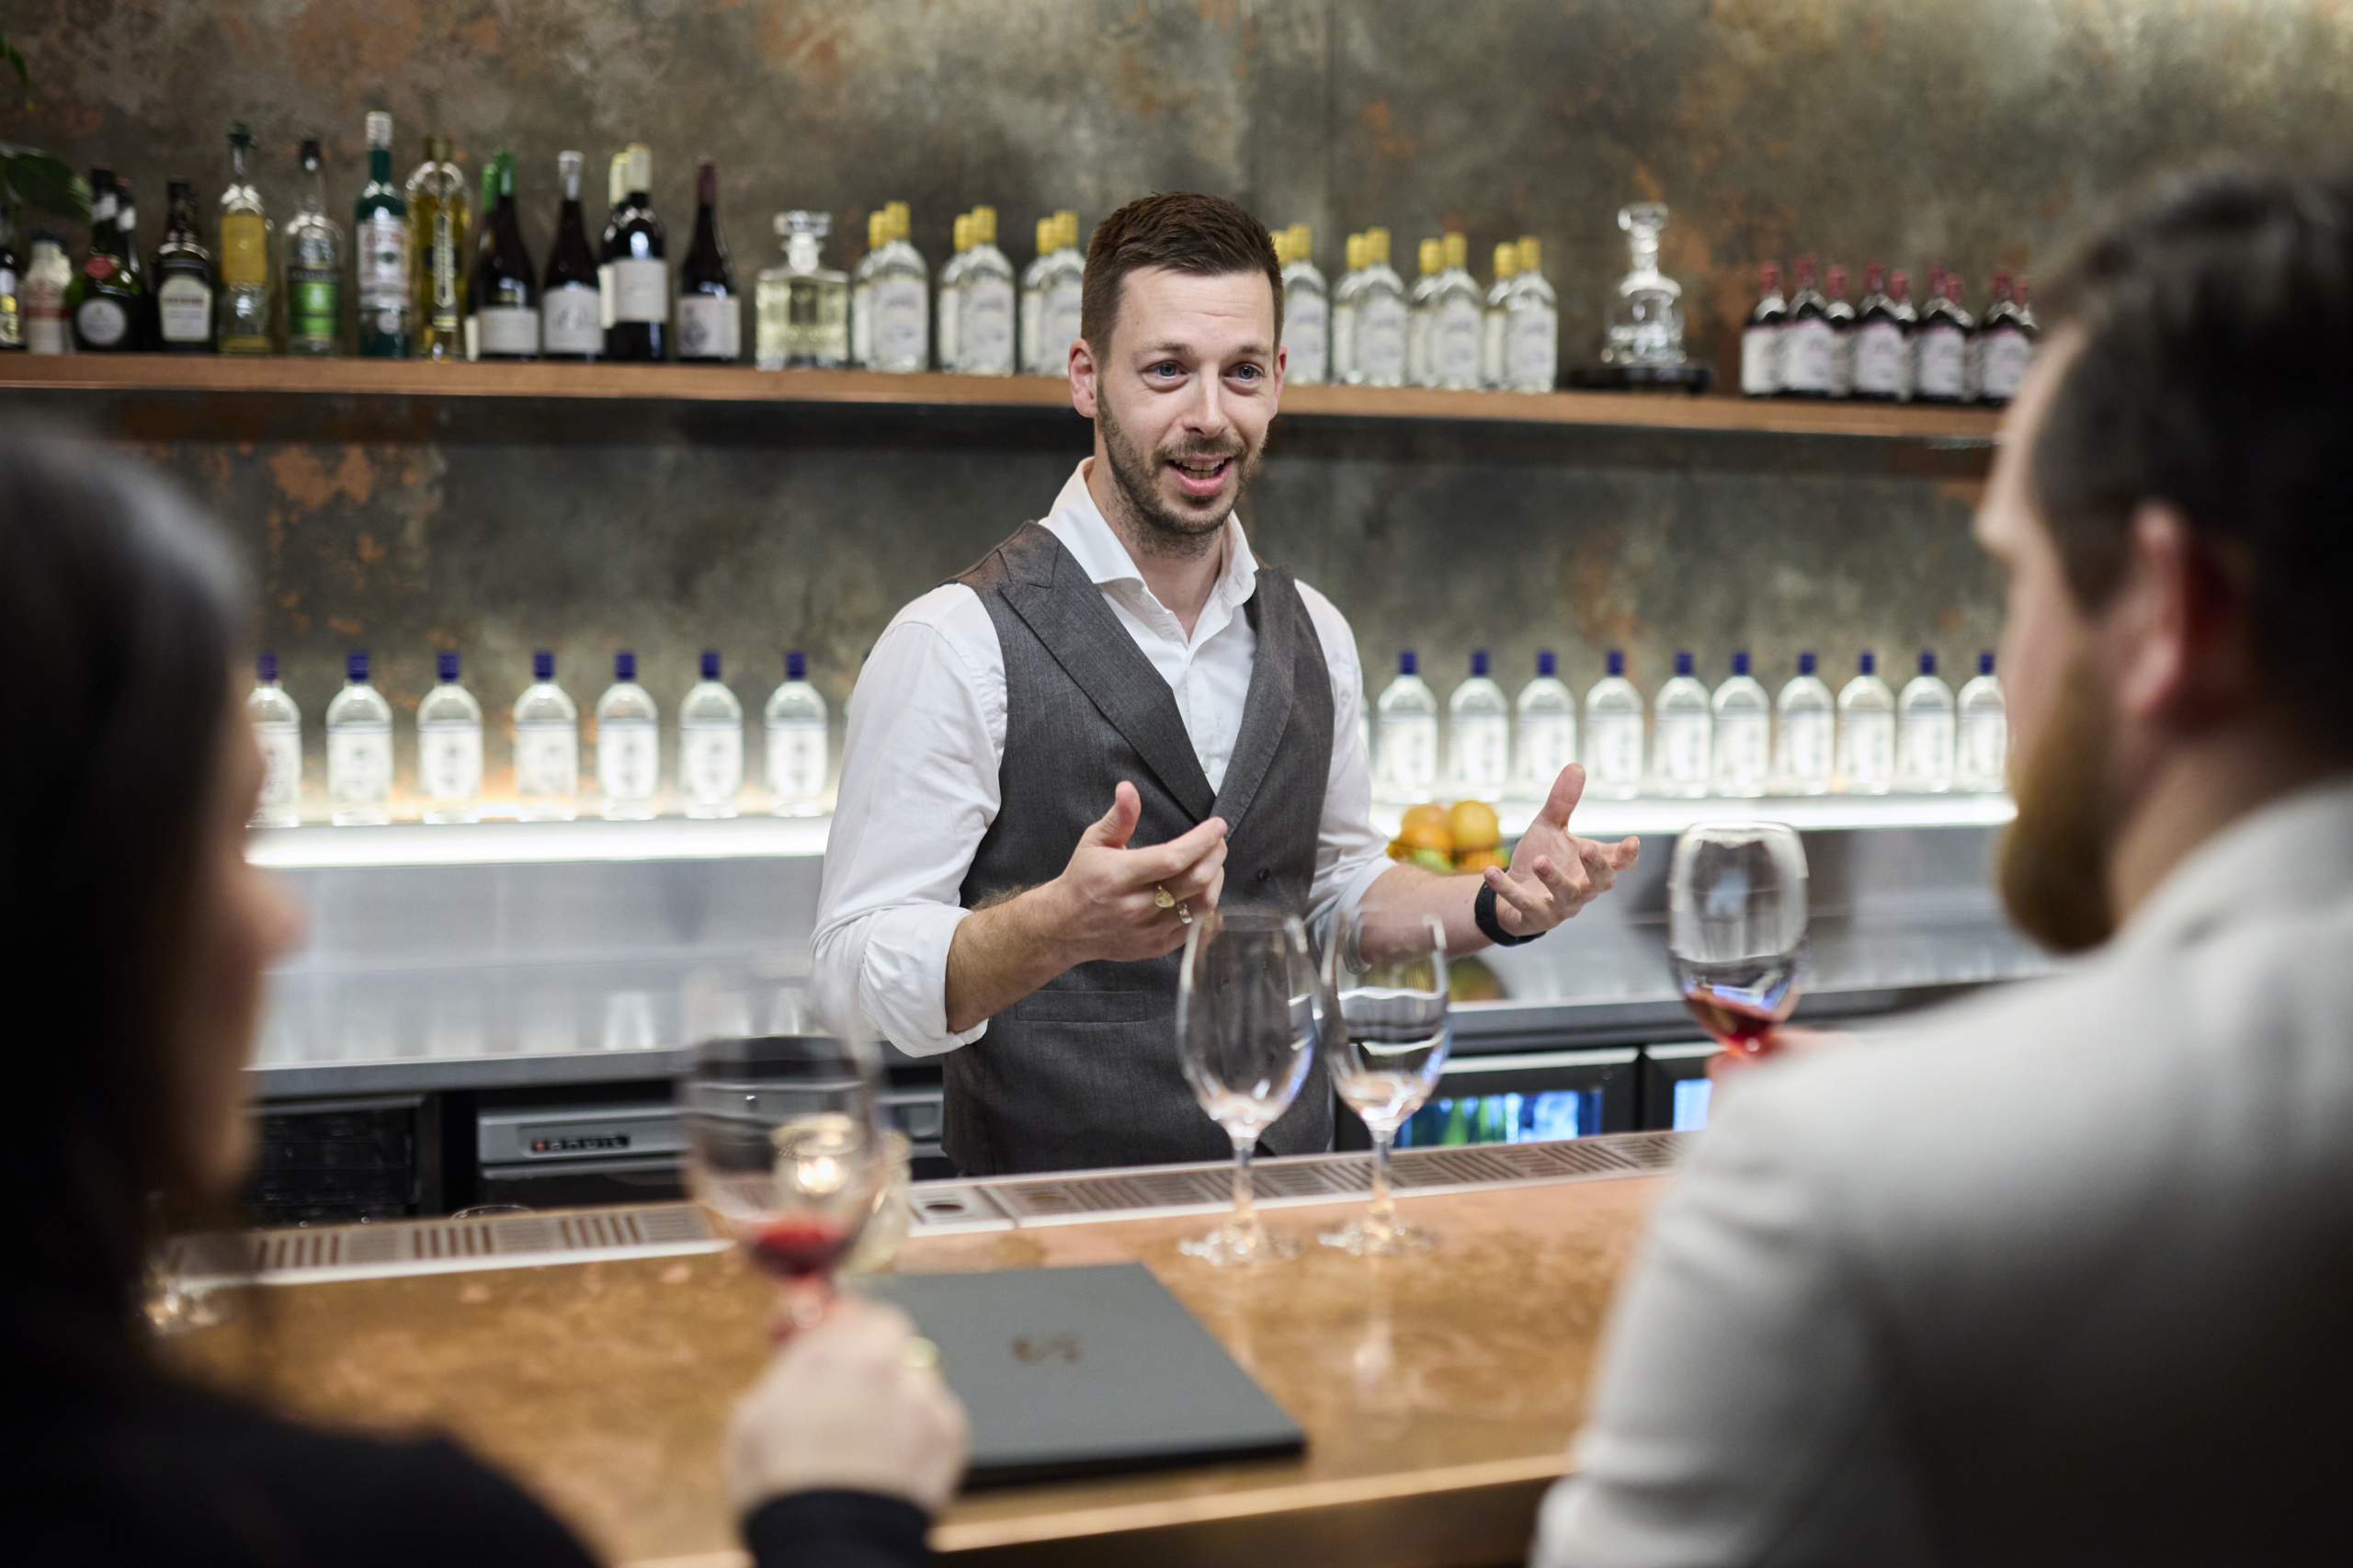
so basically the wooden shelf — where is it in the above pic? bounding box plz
[0,354,2005,443]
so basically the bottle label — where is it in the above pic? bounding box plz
[157,276,213,343]
[1782,318,1834,393]
[255,720,301,809]
[1481,309,1507,389]
[1779,710,1834,784]
[290,266,338,344]
[872,277,927,367]
[1740,324,1781,394]
[1374,711,1438,799]
[74,296,129,348]
[1516,713,1576,793]
[542,284,602,353]
[767,719,827,803]
[358,213,410,309]
[960,278,1015,371]
[1449,713,1510,796]
[1979,330,2032,401]
[1853,321,1904,395]
[1358,297,1407,382]
[1714,714,1769,790]
[676,292,741,359]
[1507,305,1558,391]
[681,722,745,801]
[1958,711,2008,789]
[1586,712,1644,787]
[221,212,268,289]
[1915,325,1966,398]
[1283,291,1327,385]
[419,720,483,803]
[1040,280,1085,368]
[515,721,579,798]
[1432,299,1483,385]
[1842,711,1894,788]
[1331,301,1358,383]
[1655,712,1710,785]
[27,267,66,353]
[83,253,117,282]
[601,257,667,326]
[327,722,393,805]
[934,282,961,371]
[475,304,540,357]
[849,282,875,367]
[598,718,659,801]
[1899,712,1954,787]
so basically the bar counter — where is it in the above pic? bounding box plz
[173,1172,1666,1566]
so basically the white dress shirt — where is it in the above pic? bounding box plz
[813,460,1391,1057]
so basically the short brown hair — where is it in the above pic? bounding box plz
[1080,191,1283,356]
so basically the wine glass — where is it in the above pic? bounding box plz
[1319,910,1449,1256]
[1175,909,1323,1267]
[1667,822,1809,1061]
[680,1030,889,1326]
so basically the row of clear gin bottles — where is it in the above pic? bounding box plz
[1370,648,2007,802]
[244,649,831,827]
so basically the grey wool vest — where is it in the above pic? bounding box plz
[946,520,1336,1176]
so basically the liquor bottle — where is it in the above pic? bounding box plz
[24,232,69,354]
[114,178,157,349]
[1603,203,1686,369]
[866,201,929,373]
[1955,651,2007,792]
[68,169,143,353]
[325,650,393,826]
[766,650,829,815]
[1583,651,1645,801]
[1354,228,1408,388]
[1329,232,1365,385]
[464,158,502,356]
[1974,271,2035,406]
[600,144,666,360]
[1779,256,1833,398]
[596,650,660,819]
[540,152,600,360]
[1447,651,1510,802]
[1372,651,1439,804]
[934,212,972,372]
[1823,265,1855,399]
[1405,237,1441,387]
[355,111,412,358]
[1836,652,1895,795]
[407,134,471,361]
[756,210,848,369]
[1895,651,1955,792]
[417,650,484,823]
[248,651,302,827]
[1513,649,1577,799]
[1887,269,1920,400]
[467,151,538,361]
[217,128,274,354]
[1913,269,1972,403]
[1506,237,1560,392]
[676,160,740,363]
[1018,214,1056,376]
[1740,261,1786,397]
[1480,240,1518,391]
[153,180,217,354]
[849,210,886,368]
[956,205,1016,376]
[678,650,745,818]
[1711,652,1770,798]
[1651,651,1711,799]
[513,651,580,821]
[281,138,343,356]
[1848,263,1903,402]
[1280,222,1329,386]
[1034,210,1086,376]
[0,198,19,351]
[1773,651,1835,796]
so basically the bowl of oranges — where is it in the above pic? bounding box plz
[1387,799,1506,875]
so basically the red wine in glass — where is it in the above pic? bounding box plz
[745,1214,857,1281]
[1674,953,1801,1056]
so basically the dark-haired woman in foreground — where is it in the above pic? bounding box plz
[0,433,962,1565]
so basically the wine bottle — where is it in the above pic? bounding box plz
[355,110,412,358]
[153,179,218,353]
[1739,261,1785,397]
[1848,263,1903,402]
[676,159,739,363]
[67,168,143,353]
[467,150,538,361]
[113,176,157,350]
[540,151,601,361]
[407,134,472,362]
[598,142,666,361]
[1780,256,1832,398]
[283,139,344,357]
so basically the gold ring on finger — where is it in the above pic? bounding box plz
[902,1336,940,1371]
[1177,902,1193,925]
[1153,884,1176,910]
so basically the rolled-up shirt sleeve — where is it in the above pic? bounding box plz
[1298,584,1392,939]
[811,588,1005,1058]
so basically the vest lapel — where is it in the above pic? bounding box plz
[1210,567,1299,830]
[996,525,1218,823]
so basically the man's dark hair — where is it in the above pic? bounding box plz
[1080,191,1283,357]
[2034,164,2353,748]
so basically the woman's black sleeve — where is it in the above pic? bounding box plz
[743,1489,935,1568]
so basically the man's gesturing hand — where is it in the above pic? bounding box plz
[1050,780,1228,962]
[1485,764,1641,938]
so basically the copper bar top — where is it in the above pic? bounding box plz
[176,1176,1665,1567]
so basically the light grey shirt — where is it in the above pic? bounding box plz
[1535,775,2353,1567]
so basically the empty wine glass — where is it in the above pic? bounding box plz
[1667,822,1809,1062]
[1175,909,1322,1267]
[1320,910,1449,1256]
[680,1030,889,1326]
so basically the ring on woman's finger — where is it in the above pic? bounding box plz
[1154,884,1176,910]
[1177,901,1193,925]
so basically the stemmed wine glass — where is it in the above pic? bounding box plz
[681,1030,890,1326]
[1175,909,1323,1267]
[1667,822,1809,1061]
[1319,910,1449,1256]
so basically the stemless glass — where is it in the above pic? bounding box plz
[680,1031,888,1326]
[1175,909,1323,1267]
[1319,910,1449,1256]
[1667,822,1809,1062]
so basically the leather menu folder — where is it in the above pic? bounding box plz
[860,1261,1307,1488]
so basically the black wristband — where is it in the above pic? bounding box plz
[744,1490,933,1568]
[1474,881,1541,947]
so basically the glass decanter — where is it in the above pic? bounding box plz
[1602,201,1686,366]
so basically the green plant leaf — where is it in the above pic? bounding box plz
[3,152,89,222]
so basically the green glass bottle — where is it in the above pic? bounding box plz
[355,110,412,357]
[66,167,147,352]
[284,137,344,356]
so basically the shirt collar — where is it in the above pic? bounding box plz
[2115,771,2353,953]
[1040,460,1258,608]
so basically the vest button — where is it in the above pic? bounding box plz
[1255,867,1272,882]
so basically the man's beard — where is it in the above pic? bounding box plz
[1097,392,1262,561]
[1997,642,2120,954]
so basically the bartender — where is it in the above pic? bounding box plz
[813,191,1640,1176]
